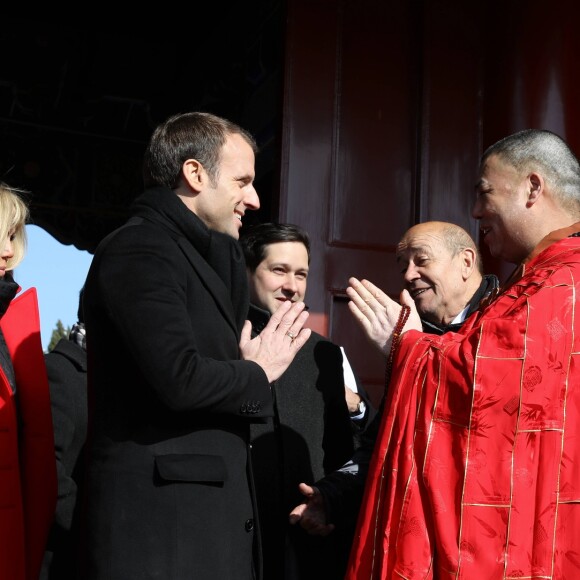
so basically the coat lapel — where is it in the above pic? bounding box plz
[130,187,248,338]
[177,235,241,337]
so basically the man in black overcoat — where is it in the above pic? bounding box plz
[41,288,87,580]
[79,112,311,580]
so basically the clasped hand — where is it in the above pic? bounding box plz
[288,483,334,536]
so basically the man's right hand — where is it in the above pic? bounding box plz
[240,300,311,383]
[288,483,335,536]
[347,278,422,356]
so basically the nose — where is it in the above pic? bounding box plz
[244,185,260,211]
[281,275,299,294]
[2,237,14,259]
[402,263,420,284]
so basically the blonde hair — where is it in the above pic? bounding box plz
[0,182,29,270]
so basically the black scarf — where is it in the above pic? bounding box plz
[247,303,272,337]
[130,187,250,333]
[421,274,500,335]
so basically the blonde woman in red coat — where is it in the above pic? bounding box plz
[0,183,57,580]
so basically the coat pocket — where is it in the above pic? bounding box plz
[154,453,227,483]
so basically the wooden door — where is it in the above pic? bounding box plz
[279,0,580,405]
[279,0,482,405]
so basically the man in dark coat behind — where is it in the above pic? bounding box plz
[289,221,499,547]
[41,288,87,580]
[78,112,312,580]
[240,222,375,579]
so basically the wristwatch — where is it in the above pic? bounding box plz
[350,399,366,416]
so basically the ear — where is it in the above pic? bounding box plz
[182,159,206,193]
[526,172,544,207]
[461,247,476,281]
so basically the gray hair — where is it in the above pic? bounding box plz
[440,222,483,275]
[482,129,580,212]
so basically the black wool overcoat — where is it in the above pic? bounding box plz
[41,337,87,580]
[79,187,273,580]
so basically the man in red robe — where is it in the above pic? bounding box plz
[295,129,580,579]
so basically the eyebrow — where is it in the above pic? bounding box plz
[396,244,431,262]
[269,262,309,273]
[235,173,254,184]
[475,178,487,191]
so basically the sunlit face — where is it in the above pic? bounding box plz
[396,225,471,325]
[0,228,15,277]
[472,154,531,264]
[248,241,309,315]
[192,133,259,239]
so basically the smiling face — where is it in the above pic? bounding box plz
[472,154,533,264]
[188,132,259,239]
[396,223,477,325]
[248,241,309,315]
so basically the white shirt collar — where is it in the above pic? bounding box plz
[451,305,470,325]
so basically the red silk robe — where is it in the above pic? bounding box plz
[0,287,57,580]
[346,233,580,579]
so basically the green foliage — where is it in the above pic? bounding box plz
[47,319,70,353]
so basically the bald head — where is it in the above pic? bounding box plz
[396,221,483,325]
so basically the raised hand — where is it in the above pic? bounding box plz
[346,278,421,356]
[240,300,311,383]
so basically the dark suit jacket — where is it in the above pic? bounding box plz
[79,188,274,580]
[248,304,372,579]
[41,337,87,580]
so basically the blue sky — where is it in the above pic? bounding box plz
[14,225,93,351]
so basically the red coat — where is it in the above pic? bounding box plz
[0,287,57,580]
[347,232,580,579]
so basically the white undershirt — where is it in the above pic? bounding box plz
[452,305,470,325]
[340,346,358,393]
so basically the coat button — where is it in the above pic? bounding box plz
[245,518,254,532]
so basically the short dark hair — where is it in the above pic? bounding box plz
[239,222,311,272]
[142,111,258,189]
